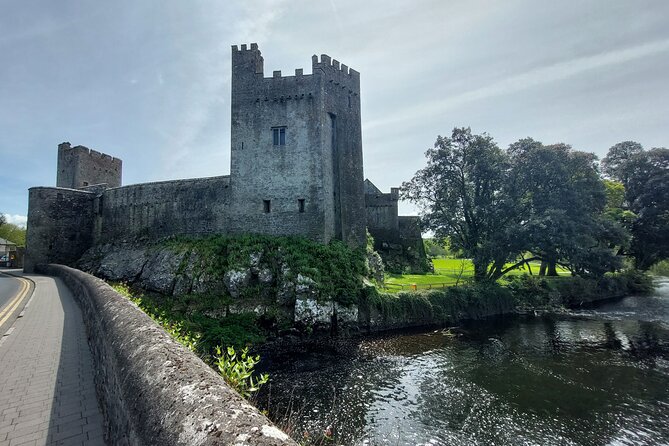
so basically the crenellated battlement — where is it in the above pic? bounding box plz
[231,42,259,52]
[57,142,122,189]
[231,44,359,93]
[311,54,359,79]
[59,142,120,163]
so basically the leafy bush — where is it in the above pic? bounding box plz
[650,260,669,277]
[215,346,269,399]
[110,282,265,356]
[503,270,654,308]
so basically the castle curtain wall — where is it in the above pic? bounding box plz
[98,176,231,242]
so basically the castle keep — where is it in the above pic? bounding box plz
[25,44,424,273]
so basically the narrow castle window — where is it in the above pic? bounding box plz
[263,200,271,213]
[272,127,286,146]
[298,199,305,213]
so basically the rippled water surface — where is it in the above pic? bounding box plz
[258,279,669,445]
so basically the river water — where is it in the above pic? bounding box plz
[257,278,669,445]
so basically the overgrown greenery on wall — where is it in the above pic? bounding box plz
[165,234,367,306]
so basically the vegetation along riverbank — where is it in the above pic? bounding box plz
[79,131,664,444]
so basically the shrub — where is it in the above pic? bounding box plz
[214,346,269,399]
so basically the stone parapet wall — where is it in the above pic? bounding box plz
[37,264,296,446]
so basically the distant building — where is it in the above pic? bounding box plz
[25,44,425,273]
[0,237,18,267]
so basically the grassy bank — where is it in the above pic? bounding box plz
[385,257,570,291]
[363,269,654,329]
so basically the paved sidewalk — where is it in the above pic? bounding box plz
[0,274,105,446]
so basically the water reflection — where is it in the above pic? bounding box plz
[258,279,669,445]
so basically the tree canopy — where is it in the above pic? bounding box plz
[402,128,654,282]
[0,221,26,247]
[603,143,669,269]
[402,128,521,281]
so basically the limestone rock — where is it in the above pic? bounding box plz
[137,249,185,294]
[97,246,148,282]
[224,268,252,298]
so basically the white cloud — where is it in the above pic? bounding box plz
[3,214,27,228]
[365,38,669,133]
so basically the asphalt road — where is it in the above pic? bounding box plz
[0,270,22,310]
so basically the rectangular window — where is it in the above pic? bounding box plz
[263,199,271,213]
[298,199,305,213]
[272,127,286,146]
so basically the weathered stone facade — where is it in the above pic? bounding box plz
[57,142,122,189]
[228,44,365,246]
[25,44,422,272]
[364,179,430,273]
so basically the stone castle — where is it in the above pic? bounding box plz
[25,44,426,273]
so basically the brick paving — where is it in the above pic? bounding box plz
[0,274,105,446]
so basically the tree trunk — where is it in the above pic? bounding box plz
[473,261,488,282]
[547,260,558,276]
[539,261,547,276]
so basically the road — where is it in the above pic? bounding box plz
[0,273,105,445]
[0,271,22,311]
[0,270,31,335]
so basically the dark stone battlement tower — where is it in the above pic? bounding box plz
[57,142,122,189]
[228,43,366,247]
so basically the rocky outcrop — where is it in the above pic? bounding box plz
[79,243,360,331]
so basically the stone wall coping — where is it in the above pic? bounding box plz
[104,175,231,192]
[38,264,296,446]
[28,186,96,194]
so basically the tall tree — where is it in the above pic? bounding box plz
[509,140,625,276]
[604,143,669,269]
[0,223,26,247]
[401,128,521,282]
[0,213,6,227]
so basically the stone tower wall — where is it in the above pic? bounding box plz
[228,44,366,247]
[26,45,371,272]
[313,54,366,247]
[24,187,96,272]
[365,186,400,243]
[57,143,122,189]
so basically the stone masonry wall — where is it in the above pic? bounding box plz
[228,44,366,247]
[365,183,400,245]
[314,53,366,248]
[229,45,328,242]
[98,176,231,242]
[38,264,296,446]
[24,187,96,273]
[57,143,122,189]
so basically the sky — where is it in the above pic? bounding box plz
[2,0,668,227]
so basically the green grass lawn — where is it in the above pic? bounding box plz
[385,258,569,290]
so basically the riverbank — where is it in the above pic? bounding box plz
[357,269,653,333]
[254,278,669,445]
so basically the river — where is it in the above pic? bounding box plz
[257,279,669,445]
